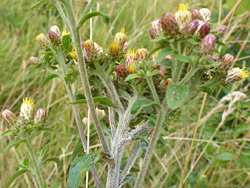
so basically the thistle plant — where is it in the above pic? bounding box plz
[3,1,249,188]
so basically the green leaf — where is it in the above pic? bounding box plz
[77,11,110,30]
[40,74,60,88]
[72,141,84,159]
[216,40,226,46]
[121,175,136,186]
[187,39,199,45]
[62,35,73,52]
[159,59,172,68]
[50,183,62,188]
[39,145,49,159]
[172,55,191,63]
[5,169,30,188]
[147,69,159,77]
[46,3,54,10]
[167,84,189,109]
[151,35,166,42]
[4,138,27,152]
[204,61,221,68]
[215,151,235,161]
[23,158,30,166]
[153,48,173,66]
[125,74,141,81]
[131,99,159,116]
[30,0,47,10]
[67,153,96,188]
[72,97,115,107]
[43,157,60,167]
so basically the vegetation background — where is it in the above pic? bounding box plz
[0,0,250,187]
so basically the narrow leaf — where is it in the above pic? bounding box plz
[30,0,47,10]
[43,157,60,167]
[153,48,173,66]
[5,169,30,188]
[125,74,141,81]
[172,55,191,63]
[77,11,110,30]
[4,139,27,152]
[167,84,189,109]
[40,74,59,88]
[50,183,62,188]
[62,35,73,52]
[147,46,164,60]
[72,97,115,107]
[215,151,235,161]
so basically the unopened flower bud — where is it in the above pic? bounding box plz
[49,31,60,45]
[83,40,102,61]
[30,56,39,65]
[82,117,89,125]
[136,47,148,60]
[182,20,199,37]
[115,65,129,79]
[199,8,211,22]
[218,53,234,72]
[149,19,163,39]
[35,108,47,125]
[214,25,227,38]
[191,9,202,20]
[96,108,105,118]
[225,68,249,83]
[175,4,192,29]
[198,23,211,38]
[2,110,16,128]
[200,34,216,55]
[50,25,61,36]
[124,49,137,68]
[35,33,50,49]
[196,20,205,34]
[110,42,120,58]
[20,97,35,121]
[161,13,179,37]
[114,28,127,48]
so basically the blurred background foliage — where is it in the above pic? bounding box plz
[0,0,250,187]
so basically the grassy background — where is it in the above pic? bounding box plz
[0,0,250,187]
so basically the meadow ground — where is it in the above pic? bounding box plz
[1,0,250,187]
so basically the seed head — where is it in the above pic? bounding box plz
[34,108,47,126]
[82,117,89,125]
[20,97,35,121]
[2,110,16,128]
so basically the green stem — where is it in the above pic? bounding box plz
[172,60,183,84]
[25,137,44,188]
[146,77,159,103]
[63,0,110,154]
[178,68,197,86]
[199,76,220,88]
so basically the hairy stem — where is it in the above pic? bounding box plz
[63,0,111,154]
[25,136,44,188]
[178,68,197,86]
[172,60,183,84]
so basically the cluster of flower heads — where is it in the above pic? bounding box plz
[2,97,47,129]
[32,4,249,91]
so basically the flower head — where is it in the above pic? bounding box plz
[110,42,120,58]
[70,49,77,61]
[182,20,199,37]
[198,23,211,38]
[175,4,192,29]
[149,19,163,39]
[30,56,39,65]
[114,28,127,48]
[50,25,61,36]
[218,53,234,72]
[199,8,211,22]
[191,9,203,20]
[200,34,216,55]
[124,49,137,68]
[136,47,148,60]
[161,13,179,37]
[214,25,227,38]
[20,97,35,121]
[34,108,47,126]
[35,33,50,49]
[83,40,103,61]
[82,117,89,125]
[226,68,249,83]
[2,110,16,128]
[115,64,129,79]
[128,62,137,74]
[49,31,60,45]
